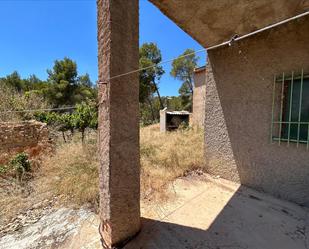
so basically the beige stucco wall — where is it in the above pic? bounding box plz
[204,15,309,206]
[193,68,206,127]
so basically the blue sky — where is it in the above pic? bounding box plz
[0,0,205,96]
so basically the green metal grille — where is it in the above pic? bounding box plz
[271,70,309,148]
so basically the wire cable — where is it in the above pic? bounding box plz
[0,106,76,114]
[98,48,207,85]
[2,11,308,114]
[97,10,309,85]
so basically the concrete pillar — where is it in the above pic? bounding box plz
[160,108,167,132]
[97,0,140,248]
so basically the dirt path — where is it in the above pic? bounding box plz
[1,174,308,249]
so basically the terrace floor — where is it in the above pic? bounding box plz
[124,174,309,249]
[2,174,308,249]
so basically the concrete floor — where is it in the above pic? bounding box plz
[64,175,309,249]
[124,175,309,249]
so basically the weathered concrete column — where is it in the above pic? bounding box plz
[97,0,140,248]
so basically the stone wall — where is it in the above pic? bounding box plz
[204,15,309,206]
[0,121,50,164]
[192,67,206,127]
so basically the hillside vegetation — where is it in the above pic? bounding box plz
[0,125,204,223]
[0,48,203,226]
[41,124,204,208]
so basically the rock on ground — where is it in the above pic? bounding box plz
[0,208,97,249]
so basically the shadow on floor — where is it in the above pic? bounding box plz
[125,184,308,249]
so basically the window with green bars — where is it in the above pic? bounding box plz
[271,70,309,147]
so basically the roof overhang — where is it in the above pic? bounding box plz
[149,0,309,47]
[194,66,206,74]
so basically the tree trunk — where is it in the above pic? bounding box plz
[187,77,194,112]
[147,97,155,122]
[62,131,67,143]
[187,76,194,95]
[152,82,164,109]
[81,130,85,143]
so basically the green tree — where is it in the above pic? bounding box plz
[73,101,98,143]
[74,74,96,103]
[46,57,95,107]
[34,111,74,142]
[171,49,199,111]
[46,57,79,106]
[0,71,25,92]
[164,96,183,111]
[24,74,49,92]
[78,73,92,87]
[57,113,75,142]
[139,43,165,122]
[139,96,162,126]
[47,57,78,85]
[0,59,97,121]
[178,83,193,111]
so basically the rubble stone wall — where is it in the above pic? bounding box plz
[0,121,50,164]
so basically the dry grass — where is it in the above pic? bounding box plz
[40,140,99,209]
[0,124,204,224]
[41,124,204,208]
[140,124,204,200]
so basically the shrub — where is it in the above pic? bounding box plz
[0,84,49,122]
[34,101,98,143]
[0,164,8,174]
[34,111,58,125]
[73,101,98,142]
[10,153,31,181]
